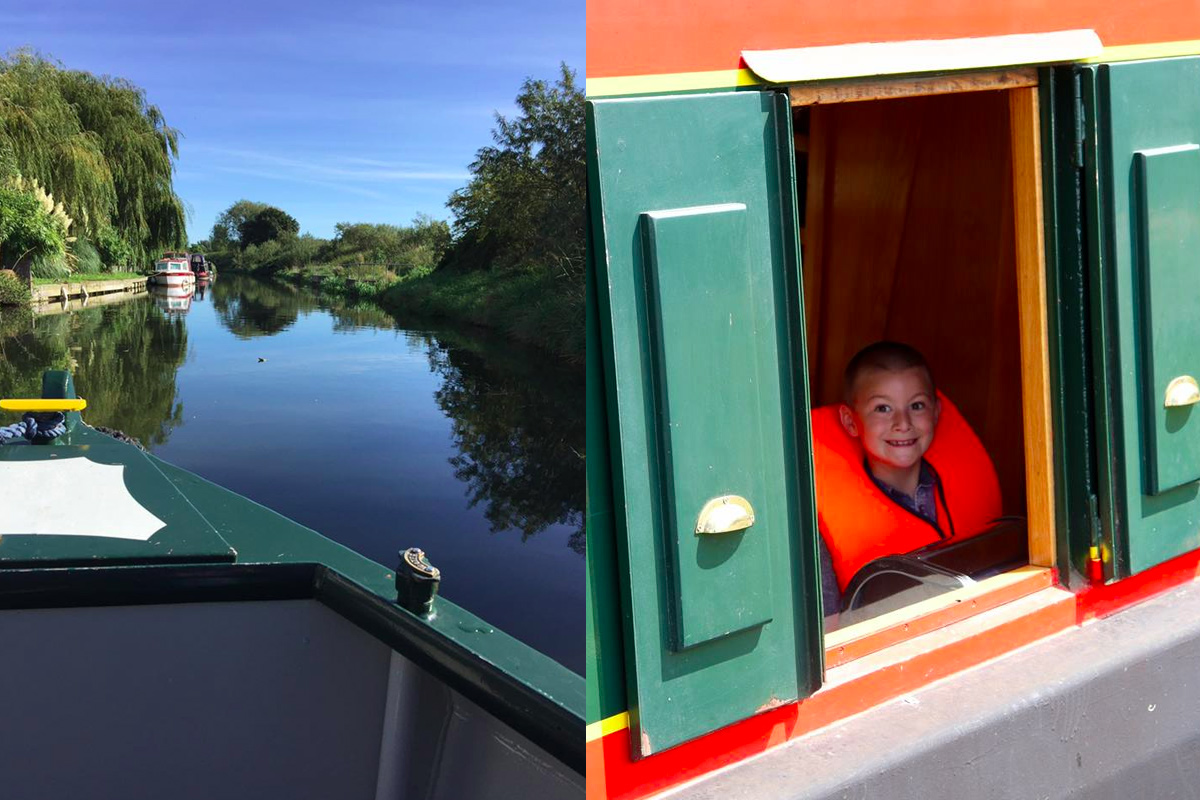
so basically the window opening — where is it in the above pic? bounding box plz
[793,83,1054,635]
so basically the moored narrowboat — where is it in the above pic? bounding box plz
[190,252,211,280]
[0,372,582,798]
[587,3,1200,797]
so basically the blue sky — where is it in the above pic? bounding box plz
[0,0,583,242]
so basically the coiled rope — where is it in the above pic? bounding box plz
[0,412,67,444]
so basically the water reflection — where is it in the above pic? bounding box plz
[211,274,302,338]
[3,277,583,552]
[0,297,187,447]
[0,276,584,669]
[424,330,585,553]
[207,275,585,552]
[150,285,194,315]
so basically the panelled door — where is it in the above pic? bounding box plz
[1080,57,1200,578]
[587,90,823,756]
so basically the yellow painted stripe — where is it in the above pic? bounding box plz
[1088,39,1200,63]
[588,38,1200,98]
[0,399,87,412]
[586,69,760,98]
[586,711,630,742]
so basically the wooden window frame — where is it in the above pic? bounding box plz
[787,71,1058,663]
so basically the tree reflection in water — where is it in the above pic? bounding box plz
[210,274,585,554]
[1,276,585,557]
[211,273,305,338]
[423,328,585,555]
[0,298,187,448]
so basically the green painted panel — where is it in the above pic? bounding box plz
[641,205,773,649]
[1134,145,1200,495]
[588,89,822,756]
[1083,56,1200,576]
[586,213,627,724]
[1040,67,1100,589]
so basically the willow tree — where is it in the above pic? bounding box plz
[0,49,185,267]
[57,65,186,265]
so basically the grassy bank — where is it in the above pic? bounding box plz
[379,269,582,365]
[268,264,582,364]
[32,272,145,285]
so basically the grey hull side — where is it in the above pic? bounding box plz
[670,581,1200,800]
[0,598,582,800]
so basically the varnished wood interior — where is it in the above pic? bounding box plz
[787,67,1037,107]
[797,89,1026,517]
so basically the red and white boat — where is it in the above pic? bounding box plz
[151,256,195,288]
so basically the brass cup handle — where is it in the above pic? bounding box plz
[695,495,755,535]
[1165,376,1200,408]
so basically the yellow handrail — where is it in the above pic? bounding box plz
[0,399,88,412]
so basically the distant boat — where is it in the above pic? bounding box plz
[190,252,211,281]
[151,255,194,288]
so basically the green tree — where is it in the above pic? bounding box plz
[94,225,134,269]
[210,199,267,249]
[447,63,584,281]
[0,51,113,240]
[0,49,185,266]
[238,206,300,248]
[54,64,186,264]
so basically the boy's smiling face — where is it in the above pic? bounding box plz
[838,366,940,491]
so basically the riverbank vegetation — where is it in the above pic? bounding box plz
[31,271,143,285]
[0,50,186,284]
[0,51,582,362]
[194,65,583,362]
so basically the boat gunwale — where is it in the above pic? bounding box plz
[0,557,584,771]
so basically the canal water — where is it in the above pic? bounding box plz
[0,275,584,673]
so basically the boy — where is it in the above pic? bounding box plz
[813,341,1001,613]
[838,341,942,529]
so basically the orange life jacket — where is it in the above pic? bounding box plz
[811,392,1002,591]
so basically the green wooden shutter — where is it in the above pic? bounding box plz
[587,90,822,756]
[1081,57,1200,578]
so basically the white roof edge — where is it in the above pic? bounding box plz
[743,29,1103,84]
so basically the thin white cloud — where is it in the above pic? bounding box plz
[335,156,444,170]
[191,144,469,182]
[212,165,391,201]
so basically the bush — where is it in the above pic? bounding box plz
[0,183,66,269]
[0,269,30,305]
[30,252,71,280]
[94,227,134,270]
[72,238,104,273]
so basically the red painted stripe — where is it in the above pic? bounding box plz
[592,589,1075,799]
[587,0,1200,79]
[591,557,1200,799]
[1076,548,1200,623]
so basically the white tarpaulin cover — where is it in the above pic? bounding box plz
[0,458,166,541]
